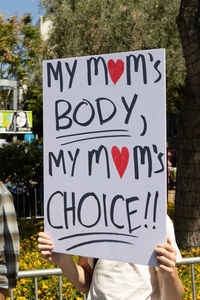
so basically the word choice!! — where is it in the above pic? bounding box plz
[46,190,159,233]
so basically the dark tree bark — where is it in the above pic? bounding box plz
[175,0,200,250]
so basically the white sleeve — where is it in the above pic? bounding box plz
[166,215,182,262]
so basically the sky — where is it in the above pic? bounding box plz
[0,0,42,25]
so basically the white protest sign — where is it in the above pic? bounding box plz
[43,49,166,266]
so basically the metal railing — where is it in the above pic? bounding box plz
[176,257,200,300]
[10,257,200,300]
[9,186,44,218]
[10,268,87,300]
[11,269,63,300]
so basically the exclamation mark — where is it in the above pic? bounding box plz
[153,191,159,229]
[144,191,159,229]
[144,192,151,228]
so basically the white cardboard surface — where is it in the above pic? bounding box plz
[43,49,167,266]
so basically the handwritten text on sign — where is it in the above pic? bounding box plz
[43,49,166,266]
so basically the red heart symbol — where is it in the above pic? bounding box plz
[111,146,129,178]
[107,59,124,84]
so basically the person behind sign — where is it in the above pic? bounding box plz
[38,215,184,300]
[0,182,20,300]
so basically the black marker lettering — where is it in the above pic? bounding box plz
[88,145,110,178]
[64,192,76,229]
[144,192,151,228]
[152,144,165,173]
[87,57,108,85]
[121,94,138,124]
[153,191,159,229]
[68,149,80,176]
[49,150,66,176]
[110,195,125,229]
[126,196,139,233]
[154,152,165,174]
[140,115,147,136]
[47,61,63,92]
[153,144,158,154]
[126,54,147,85]
[65,60,77,88]
[55,100,72,130]
[47,191,63,229]
[96,97,117,125]
[102,194,108,227]
[73,99,95,127]
[154,60,162,83]
[66,239,133,251]
[77,193,101,228]
[133,146,152,179]
[148,53,153,62]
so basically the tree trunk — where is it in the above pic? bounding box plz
[175,0,200,250]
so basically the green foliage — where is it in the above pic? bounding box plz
[0,140,43,186]
[18,217,43,240]
[167,200,200,299]
[23,84,43,137]
[41,0,186,113]
[0,12,43,134]
[10,219,84,299]
[167,200,175,220]
[8,218,200,299]
[0,13,42,81]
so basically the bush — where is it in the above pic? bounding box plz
[9,219,83,299]
[178,248,200,299]
[167,200,200,299]
[7,214,200,299]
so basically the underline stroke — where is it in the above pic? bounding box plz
[58,230,141,241]
[56,129,129,139]
[60,134,131,146]
[66,239,133,251]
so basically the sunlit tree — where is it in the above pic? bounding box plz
[0,12,42,134]
[175,0,200,250]
[40,0,186,112]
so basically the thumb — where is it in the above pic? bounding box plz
[167,237,172,245]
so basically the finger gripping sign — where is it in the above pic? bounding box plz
[43,49,167,266]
